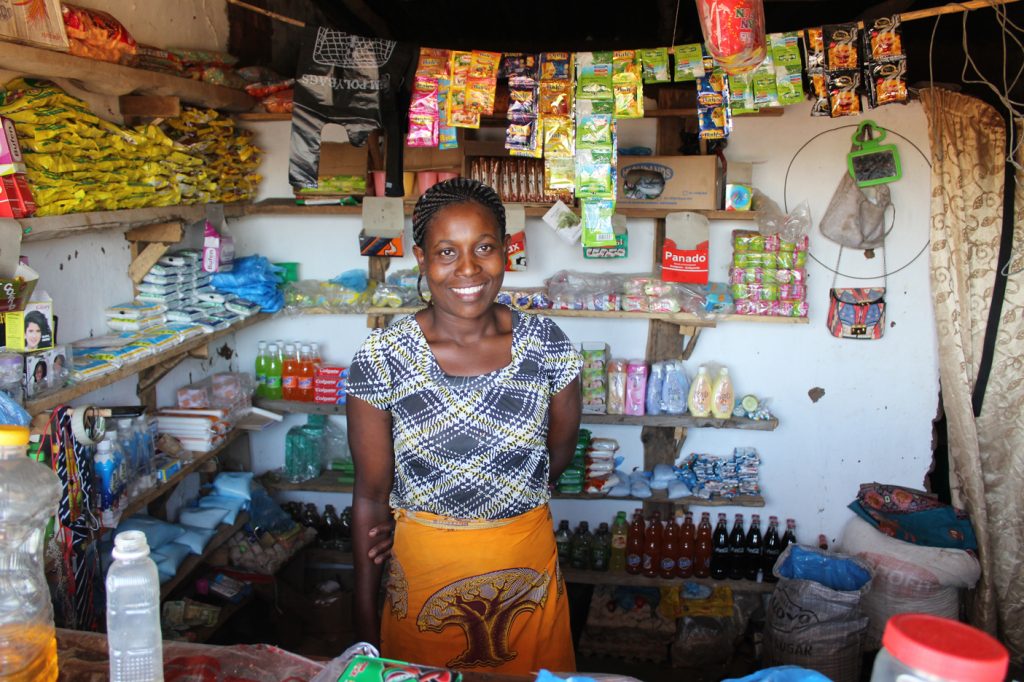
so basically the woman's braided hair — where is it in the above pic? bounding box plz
[411,178,506,248]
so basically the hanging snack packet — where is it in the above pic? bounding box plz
[698,102,731,139]
[640,48,672,84]
[809,71,830,116]
[612,50,644,118]
[581,199,617,248]
[416,47,451,79]
[613,50,642,80]
[544,157,576,193]
[437,78,458,149]
[407,114,438,147]
[729,72,758,114]
[824,23,860,71]
[673,43,706,81]
[543,116,575,158]
[751,53,779,108]
[507,79,539,120]
[577,113,614,149]
[770,32,804,106]
[540,81,572,116]
[804,28,825,70]
[575,153,614,200]
[696,68,728,107]
[827,70,862,117]
[867,58,908,107]
[506,120,538,152]
[469,50,501,80]
[864,15,903,62]
[576,52,614,101]
[449,51,473,86]
[541,52,573,81]
[467,80,496,114]
[502,53,539,81]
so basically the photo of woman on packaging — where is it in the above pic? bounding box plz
[32,360,47,395]
[24,310,52,350]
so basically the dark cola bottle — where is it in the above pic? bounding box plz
[762,516,782,583]
[728,514,746,580]
[745,514,763,581]
[710,513,730,580]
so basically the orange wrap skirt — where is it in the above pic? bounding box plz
[379,503,575,674]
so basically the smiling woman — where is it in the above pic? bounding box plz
[345,178,583,674]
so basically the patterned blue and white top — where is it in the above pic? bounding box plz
[346,307,582,520]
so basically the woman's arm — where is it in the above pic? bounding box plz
[347,395,396,647]
[547,376,582,484]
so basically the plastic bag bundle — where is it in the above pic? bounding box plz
[283,279,374,315]
[210,256,283,313]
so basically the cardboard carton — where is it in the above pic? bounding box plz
[0,263,39,314]
[359,197,404,257]
[2,289,53,351]
[617,155,723,211]
[0,0,68,51]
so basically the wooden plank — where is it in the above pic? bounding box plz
[259,470,353,494]
[255,399,347,415]
[0,40,254,111]
[26,314,269,415]
[21,203,246,243]
[128,242,169,284]
[582,414,777,431]
[125,221,184,244]
[553,491,765,507]
[161,513,250,600]
[113,430,245,525]
[119,95,181,119]
[237,112,291,121]
[718,314,809,325]
[644,107,785,118]
[562,567,775,592]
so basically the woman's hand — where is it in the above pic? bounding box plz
[367,518,395,564]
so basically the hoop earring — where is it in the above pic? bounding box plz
[417,274,431,305]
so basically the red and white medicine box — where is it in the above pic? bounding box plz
[661,211,710,284]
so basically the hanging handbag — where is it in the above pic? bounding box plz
[827,242,887,340]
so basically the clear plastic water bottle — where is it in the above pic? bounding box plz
[116,419,140,496]
[0,425,60,682]
[105,430,129,508]
[132,416,154,490]
[107,530,163,682]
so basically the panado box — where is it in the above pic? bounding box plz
[661,211,709,284]
[616,155,723,211]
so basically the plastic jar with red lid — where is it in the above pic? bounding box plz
[870,613,1008,682]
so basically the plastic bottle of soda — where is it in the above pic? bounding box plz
[254,340,268,398]
[265,343,283,400]
[555,519,572,564]
[677,512,696,578]
[762,516,782,583]
[710,513,731,580]
[728,514,746,580]
[781,518,798,552]
[694,512,713,578]
[609,511,628,572]
[570,521,593,570]
[309,342,323,367]
[642,513,661,578]
[659,512,680,579]
[591,522,611,571]
[281,343,299,401]
[745,514,763,581]
[625,509,645,575]
[298,345,315,402]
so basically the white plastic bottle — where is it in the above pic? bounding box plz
[107,530,164,682]
[116,419,140,496]
[711,367,735,419]
[687,365,713,417]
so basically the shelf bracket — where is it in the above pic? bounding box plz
[367,255,394,329]
[136,352,191,411]
[679,326,703,361]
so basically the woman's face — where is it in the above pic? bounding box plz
[33,363,44,381]
[25,322,41,349]
[414,202,508,317]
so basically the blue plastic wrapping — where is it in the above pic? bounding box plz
[777,544,872,592]
[724,666,833,682]
[329,269,369,292]
[210,255,284,313]
[0,390,30,426]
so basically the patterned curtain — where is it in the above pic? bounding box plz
[921,88,1024,658]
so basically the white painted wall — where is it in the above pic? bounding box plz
[228,100,938,544]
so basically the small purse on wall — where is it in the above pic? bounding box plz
[827,244,887,340]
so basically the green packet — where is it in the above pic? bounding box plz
[640,47,671,84]
[673,43,705,81]
[297,174,366,195]
[339,656,462,682]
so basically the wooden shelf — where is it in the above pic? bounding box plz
[255,398,346,415]
[582,414,777,430]
[114,430,245,526]
[362,306,803,327]
[161,512,249,599]
[644,107,785,119]
[0,40,254,111]
[20,203,248,243]
[553,492,765,507]
[26,313,269,415]
[245,198,759,222]
[259,470,353,494]
[237,112,291,121]
[561,567,776,592]
[304,547,354,566]
[254,399,774,431]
